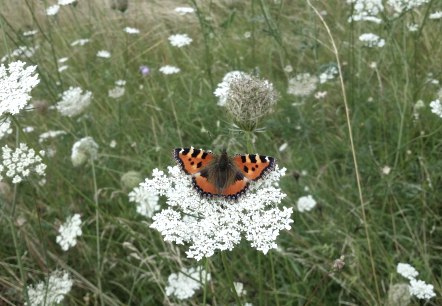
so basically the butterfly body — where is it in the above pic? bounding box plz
[173,147,275,199]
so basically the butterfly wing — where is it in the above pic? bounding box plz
[233,154,275,181]
[173,147,214,175]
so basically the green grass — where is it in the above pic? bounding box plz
[1,0,441,305]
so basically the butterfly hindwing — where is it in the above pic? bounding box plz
[173,147,214,175]
[233,154,275,181]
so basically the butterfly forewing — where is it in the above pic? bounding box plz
[173,147,214,175]
[233,154,275,181]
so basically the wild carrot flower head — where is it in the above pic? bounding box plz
[297,195,317,212]
[396,262,436,300]
[71,137,99,167]
[0,61,39,116]
[56,214,82,251]
[429,99,442,118]
[159,65,180,75]
[26,270,73,306]
[133,165,292,260]
[214,71,248,106]
[168,33,193,47]
[56,87,92,117]
[165,266,210,300]
[287,73,318,97]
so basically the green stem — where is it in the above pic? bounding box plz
[269,252,280,306]
[221,252,242,306]
[203,257,209,305]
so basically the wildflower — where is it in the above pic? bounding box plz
[233,282,247,296]
[168,33,193,47]
[71,137,99,167]
[297,195,317,212]
[332,255,346,271]
[407,23,419,32]
[287,73,318,97]
[278,143,288,152]
[429,99,442,118]
[175,6,195,15]
[26,270,73,306]
[121,170,143,190]
[23,30,38,36]
[129,183,160,217]
[56,87,92,117]
[70,38,90,46]
[110,0,128,12]
[347,0,383,23]
[314,91,327,99]
[140,165,292,260]
[96,50,111,58]
[381,166,391,175]
[46,4,60,16]
[0,143,46,184]
[159,65,180,75]
[165,267,210,300]
[58,57,68,63]
[108,86,125,99]
[225,74,279,131]
[58,65,68,72]
[359,33,385,47]
[319,66,338,83]
[283,65,293,73]
[1,46,39,63]
[214,71,249,106]
[388,283,411,306]
[244,31,252,39]
[109,140,117,148]
[124,27,140,34]
[139,65,150,76]
[386,0,431,15]
[0,118,12,140]
[397,263,418,280]
[59,0,77,5]
[39,130,67,143]
[0,61,39,116]
[56,214,82,251]
[409,279,436,299]
[429,11,442,20]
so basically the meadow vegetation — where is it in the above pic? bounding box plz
[0,0,441,305]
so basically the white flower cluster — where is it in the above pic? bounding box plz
[168,33,193,47]
[214,71,250,106]
[429,99,442,118]
[347,0,383,23]
[0,118,12,140]
[165,266,210,300]
[38,130,67,143]
[124,27,140,34]
[359,33,385,47]
[396,263,436,300]
[26,270,73,306]
[0,61,39,116]
[134,165,292,260]
[56,86,92,117]
[56,214,82,251]
[386,0,430,15]
[71,137,99,167]
[96,50,111,58]
[0,143,46,184]
[319,66,338,84]
[287,73,319,97]
[71,38,90,47]
[175,6,195,15]
[1,46,39,63]
[159,65,180,75]
[108,80,126,99]
[296,195,317,212]
[128,187,160,218]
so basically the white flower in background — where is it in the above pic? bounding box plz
[71,137,99,167]
[168,33,193,47]
[429,11,442,20]
[115,79,126,86]
[58,0,77,5]
[429,99,442,118]
[108,86,125,99]
[381,165,391,175]
[233,282,247,296]
[23,30,38,36]
[347,0,383,23]
[287,73,318,97]
[0,118,12,139]
[58,57,68,63]
[129,187,160,218]
[359,33,385,47]
[124,27,140,34]
[1,143,46,184]
[297,195,317,212]
[58,65,68,72]
[175,6,195,15]
[56,214,82,251]
[39,130,67,143]
[46,4,60,16]
[96,50,111,58]
[165,267,210,300]
[278,142,288,152]
[71,38,90,46]
[409,279,436,299]
[386,0,431,15]
[23,126,34,133]
[143,165,292,260]
[1,46,39,63]
[109,140,117,148]
[283,64,293,73]
[0,61,39,116]
[407,23,419,32]
[56,86,92,117]
[314,91,327,99]
[214,71,250,106]
[388,283,411,306]
[319,66,338,83]
[159,65,180,75]
[397,263,419,280]
[26,270,73,306]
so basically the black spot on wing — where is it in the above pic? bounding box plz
[191,149,201,158]
[241,155,247,163]
[200,169,209,178]
[258,155,267,163]
[201,152,208,159]
[243,165,249,173]
[182,148,190,155]
[196,161,203,168]
[249,154,257,163]
[235,172,244,181]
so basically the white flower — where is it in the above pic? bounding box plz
[58,0,76,5]
[70,38,90,46]
[319,66,338,84]
[124,27,140,34]
[58,57,68,63]
[314,91,327,99]
[159,65,180,75]
[23,30,38,36]
[109,140,117,148]
[175,6,195,15]
[429,99,442,118]
[165,267,210,300]
[56,214,82,251]
[144,165,292,260]
[108,86,125,99]
[233,282,246,296]
[407,23,419,32]
[168,33,193,47]
[58,65,68,72]
[129,187,160,218]
[96,50,111,58]
[347,0,383,23]
[278,142,288,152]
[0,118,12,140]
[214,71,250,106]
[409,279,436,299]
[359,33,385,47]
[429,11,442,19]
[287,73,318,97]
[56,86,92,117]
[0,61,39,116]
[46,4,60,16]
[71,137,99,167]
[297,195,317,212]
[1,143,46,184]
[26,270,73,306]
[39,130,67,143]
[115,79,126,86]
[397,263,419,280]
[283,65,293,73]
[1,46,39,63]
[381,166,391,175]
[386,0,431,15]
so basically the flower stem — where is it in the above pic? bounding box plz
[221,252,242,306]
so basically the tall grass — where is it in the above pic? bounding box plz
[0,0,441,305]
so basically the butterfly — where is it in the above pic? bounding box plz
[173,147,275,199]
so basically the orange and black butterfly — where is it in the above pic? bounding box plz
[173,147,275,199]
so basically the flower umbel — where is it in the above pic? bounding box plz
[56,87,92,117]
[71,137,99,167]
[56,214,82,251]
[165,266,210,300]
[134,165,292,260]
[26,270,73,306]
